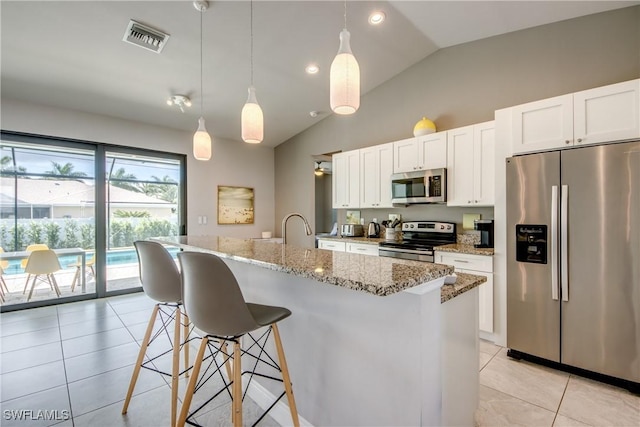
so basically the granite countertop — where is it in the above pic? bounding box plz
[441,272,486,303]
[435,243,495,256]
[156,235,485,301]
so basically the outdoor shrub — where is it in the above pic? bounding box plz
[136,218,176,240]
[11,224,26,251]
[0,224,11,251]
[80,223,95,249]
[110,220,135,248]
[63,219,81,248]
[44,222,61,248]
[26,221,44,246]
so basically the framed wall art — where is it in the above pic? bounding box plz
[217,185,254,224]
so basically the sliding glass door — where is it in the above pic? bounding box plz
[0,132,186,310]
[0,139,97,306]
[104,150,182,293]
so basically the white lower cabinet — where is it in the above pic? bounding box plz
[318,239,346,252]
[346,242,379,256]
[435,251,494,333]
[318,240,378,256]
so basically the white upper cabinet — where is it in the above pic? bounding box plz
[332,150,360,209]
[511,94,574,154]
[473,122,496,206]
[511,79,640,154]
[417,133,448,170]
[393,132,447,173]
[360,143,393,208]
[573,79,640,146]
[447,121,495,207]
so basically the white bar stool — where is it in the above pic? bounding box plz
[122,241,192,427]
[177,251,299,427]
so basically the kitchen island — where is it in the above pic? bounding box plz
[157,235,485,426]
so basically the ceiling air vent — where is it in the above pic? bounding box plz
[123,20,170,53]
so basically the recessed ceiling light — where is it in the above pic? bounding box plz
[368,11,386,25]
[305,64,320,75]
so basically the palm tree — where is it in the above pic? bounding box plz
[0,155,27,173]
[141,175,178,203]
[45,161,88,178]
[108,168,140,192]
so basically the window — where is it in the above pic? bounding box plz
[0,132,186,310]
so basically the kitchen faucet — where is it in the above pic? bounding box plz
[281,213,312,244]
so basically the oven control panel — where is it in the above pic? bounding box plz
[402,221,455,233]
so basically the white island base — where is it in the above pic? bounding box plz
[224,258,479,426]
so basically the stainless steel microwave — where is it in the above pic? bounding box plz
[391,168,447,204]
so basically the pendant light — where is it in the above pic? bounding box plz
[193,1,211,161]
[241,0,264,144]
[330,0,360,115]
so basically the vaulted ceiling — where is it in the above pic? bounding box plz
[2,1,637,147]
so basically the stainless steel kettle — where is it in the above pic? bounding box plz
[367,222,380,238]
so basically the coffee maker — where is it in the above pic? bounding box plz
[474,219,494,248]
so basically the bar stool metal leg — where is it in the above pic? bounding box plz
[183,313,191,378]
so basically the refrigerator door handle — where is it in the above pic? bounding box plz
[561,184,569,302]
[551,185,559,301]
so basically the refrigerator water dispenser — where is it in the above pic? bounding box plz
[515,224,547,264]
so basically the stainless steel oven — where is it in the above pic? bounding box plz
[378,221,456,262]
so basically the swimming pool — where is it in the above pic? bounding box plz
[2,246,180,275]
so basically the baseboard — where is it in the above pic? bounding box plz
[479,330,495,343]
[245,379,313,427]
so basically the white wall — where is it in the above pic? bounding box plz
[1,98,276,238]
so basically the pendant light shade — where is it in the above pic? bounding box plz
[193,1,211,161]
[330,28,360,115]
[193,116,212,160]
[241,86,264,144]
[241,0,264,144]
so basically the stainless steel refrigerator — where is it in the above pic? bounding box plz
[506,141,640,385]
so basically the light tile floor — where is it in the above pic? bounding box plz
[477,340,640,427]
[0,293,276,427]
[2,293,639,427]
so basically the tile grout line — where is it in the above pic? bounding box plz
[550,374,571,426]
[481,383,560,419]
[55,305,76,427]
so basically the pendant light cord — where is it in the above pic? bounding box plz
[250,0,254,85]
[199,7,204,115]
[344,0,347,29]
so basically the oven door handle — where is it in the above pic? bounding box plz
[379,247,434,256]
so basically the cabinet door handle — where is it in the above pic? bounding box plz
[565,140,571,144]
[454,260,469,263]
[577,138,583,143]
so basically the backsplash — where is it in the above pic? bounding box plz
[457,233,481,245]
[337,205,494,239]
